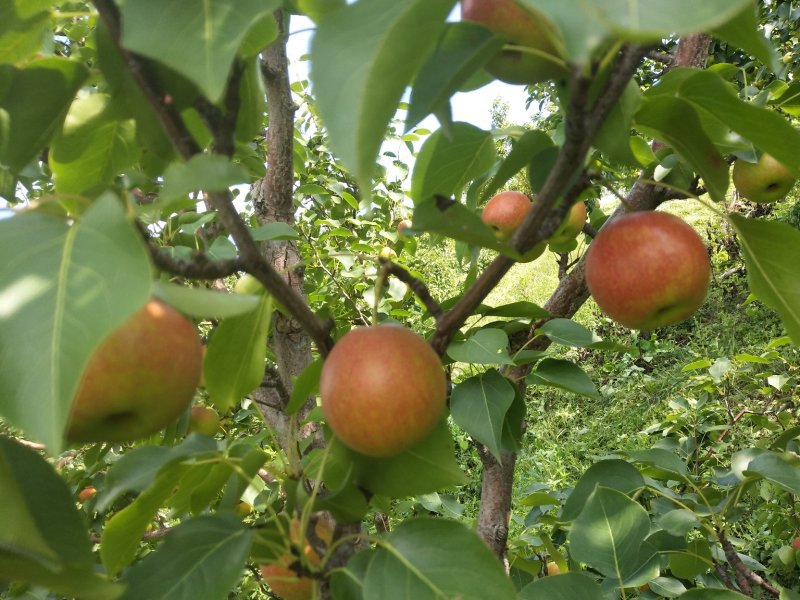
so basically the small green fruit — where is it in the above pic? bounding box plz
[733,153,796,203]
[234,273,266,295]
[189,405,220,437]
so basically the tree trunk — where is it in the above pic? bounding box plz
[474,34,712,563]
[251,13,316,455]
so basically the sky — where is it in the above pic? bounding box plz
[0,12,534,217]
[286,16,534,131]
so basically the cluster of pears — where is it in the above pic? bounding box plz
[480,189,711,331]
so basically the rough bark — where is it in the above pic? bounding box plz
[474,34,711,562]
[476,447,517,563]
[251,13,316,453]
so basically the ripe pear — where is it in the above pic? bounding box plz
[320,325,446,457]
[66,300,203,443]
[585,212,710,330]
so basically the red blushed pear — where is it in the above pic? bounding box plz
[66,300,203,443]
[396,219,413,238]
[585,211,710,330]
[320,325,446,458]
[732,153,797,203]
[78,486,97,502]
[461,0,566,85]
[481,191,532,240]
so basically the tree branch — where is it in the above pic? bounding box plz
[431,44,649,355]
[378,258,444,322]
[92,0,200,160]
[148,245,245,280]
[92,0,334,356]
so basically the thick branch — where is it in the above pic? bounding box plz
[94,0,333,355]
[92,0,200,160]
[431,45,648,355]
[472,34,711,561]
[148,245,244,279]
[719,530,780,597]
[379,259,443,322]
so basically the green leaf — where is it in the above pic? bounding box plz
[712,3,777,71]
[94,23,175,165]
[561,459,644,521]
[159,463,223,517]
[286,359,323,416]
[0,437,124,599]
[656,509,700,536]
[205,295,273,412]
[0,195,152,451]
[537,318,595,347]
[648,577,687,598]
[101,462,189,575]
[481,301,550,319]
[406,23,504,131]
[249,222,300,241]
[635,95,728,201]
[235,57,267,143]
[447,329,513,365]
[595,80,643,167]
[0,437,90,569]
[729,215,800,345]
[482,130,554,202]
[336,421,466,498]
[120,0,278,102]
[668,539,713,580]
[120,514,253,600]
[160,154,249,200]
[49,94,139,194]
[363,518,517,600]
[97,434,217,512]
[0,3,50,66]
[676,70,800,179]
[0,57,88,172]
[744,452,800,495]
[519,572,605,600]
[0,558,123,600]
[311,0,456,195]
[681,591,750,600]
[450,370,515,460]
[153,281,261,320]
[521,0,749,64]
[528,358,599,399]
[331,550,372,600]
[410,122,497,205]
[627,448,689,478]
[568,486,651,581]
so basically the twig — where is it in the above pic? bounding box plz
[93,0,334,356]
[149,245,244,280]
[194,60,245,157]
[91,526,171,545]
[718,530,780,597]
[430,45,650,355]
[205,190,334,355]
[379,258,443,322]
[92,0,200,160]
[305,232,370,326]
